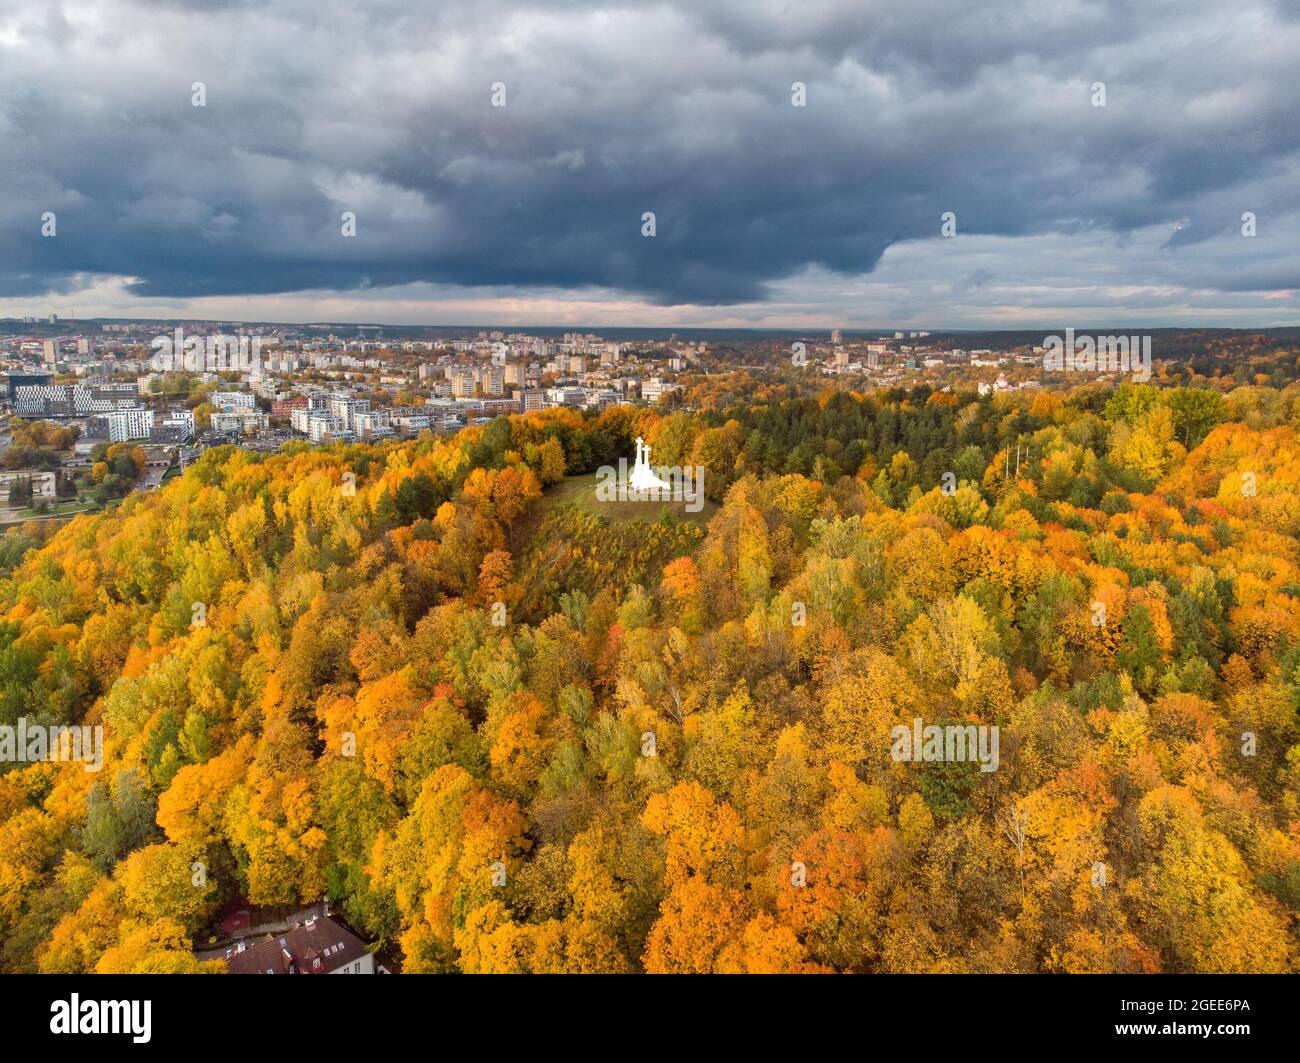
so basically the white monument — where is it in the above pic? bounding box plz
[629,436,672,492]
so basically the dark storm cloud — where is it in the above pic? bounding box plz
[0,0,1297,308]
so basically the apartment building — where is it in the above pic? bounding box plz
[451,369,476,399]
[641,379,679,403]
[326,394,370,431]
[353,408,394,439]
[90,408,155,442]
[211,391,256,410]
[211,408,269,434]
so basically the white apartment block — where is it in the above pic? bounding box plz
[309,414,344,442]
[546,386,585,406]
[641,379,679,403]
[292,407,333,435]
[211,391,256,410]
[211,408,268,434]
[290,407,347,442]
[326,395,370,430]
[91,408,155,443]
[161,409,196,435]
[353,408,393,439]
[391,411,432,433]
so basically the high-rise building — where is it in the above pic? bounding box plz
[451,369,476,399]
[326,394,369,430]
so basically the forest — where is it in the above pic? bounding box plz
[0,371,1298,974]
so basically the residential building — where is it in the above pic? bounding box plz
[222,912,374,975]
[211,391,256,410]
[451,369,476,399]
[90,408,155,442]
[211,408,268,434]
[326,394,369,431]
[641,379,679,403]
[546,386,585,406]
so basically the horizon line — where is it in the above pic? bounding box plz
[5,316,1300,336]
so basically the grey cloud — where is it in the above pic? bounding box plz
[0,0,1297,316]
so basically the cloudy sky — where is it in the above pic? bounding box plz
[2,0,1299,328]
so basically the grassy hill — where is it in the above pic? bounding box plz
[542,471,718,527]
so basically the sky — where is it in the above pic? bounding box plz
[2,0,1299,329]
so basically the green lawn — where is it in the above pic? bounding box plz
[545,471,717,527]
[17,500,97,518]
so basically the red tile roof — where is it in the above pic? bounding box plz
[224,914,370,975]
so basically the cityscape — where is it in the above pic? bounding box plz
[1,0,1298,1046]
[0,316,1085,521]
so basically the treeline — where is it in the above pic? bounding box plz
[0,383,1296,973]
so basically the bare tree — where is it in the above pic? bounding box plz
[1000,803,1029,905]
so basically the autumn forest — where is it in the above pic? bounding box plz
[2,367,1299,975]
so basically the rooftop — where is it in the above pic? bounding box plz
[223,913,370,975]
